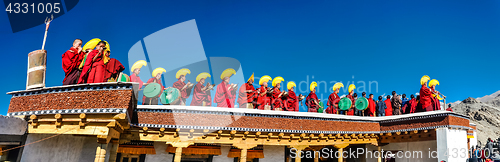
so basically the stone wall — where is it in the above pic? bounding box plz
[20,134,97,162]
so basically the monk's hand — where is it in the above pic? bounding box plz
[77,46,82,53]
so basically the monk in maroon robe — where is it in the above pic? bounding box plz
[306,90,319,112]
[173,75,191,105]
[430,87,441,111]
[271,84,284,110]
[286,87,299,112]
[257,83,271,110]
[78,41,106,84]
[62,39,84,85]
[237,80,256,108]
[346,93,355,115]
[367,94,376,117]
[103,51,125,82]
[385,96,393,116]
[214,77,236,108]
[142,76,165,105]
[190,78,212,106]
[327,91,340,114]
[419,84,433,112]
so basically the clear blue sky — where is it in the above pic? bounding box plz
[1,0,500,114]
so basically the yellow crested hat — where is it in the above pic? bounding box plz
[310,81,317,91]
[272,76,284,87]
[287,81,296,90]
[220,68,236,80]
[333,82,344,91]
[247,73,254,83]
[348,84,356,93]
[82,38,101,51]
[196,72,211,82]
[421,75,430,85]
[259,75,272,85]
[176,68,191,79]
[429,79,439,87]
[131,60,147,72]
[152,67,166,77]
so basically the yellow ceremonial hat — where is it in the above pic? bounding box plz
[102,40,110,64]
[220,68,236,80]
[82,38,101,51]
[176,68,191,79]
[287,81,296,90]
[259,75,272,85]
[310,82,318,91]
[131,60,147,72]
[421,75,430,85]
[348,84,356,93]
[248,73,254,82]
[333,82,344,91]
[196,72,211,82]
[272,76,284,87]
[429,79,439,87]
[152,67,166,77]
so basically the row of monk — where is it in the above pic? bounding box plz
[129,60,449,115]
[62,39,125,85]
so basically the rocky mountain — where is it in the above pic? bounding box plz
[452,92,500,145]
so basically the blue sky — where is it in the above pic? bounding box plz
[1,0,500,114]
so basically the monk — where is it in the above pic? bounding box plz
[87,41,109,83]
[103,51,125,82]
[62,39,84,85]
[214,68,237,108]
[407,94,417,114]
[429,79,444,111]
[190,73,212,106]
[285,81,299,112]
[237,74,257,108]
[327,83,343,114]
[419,75,433,112]
[271,77,285,110]
[130,60,148,89]
[143,68,166,105]
[385,95,393,116]
[367,94,376,116]
[173,68,192,105]
[79,41,106,84]
[306,82,319,112]
[257,76,272,110]
[346,93,356,115]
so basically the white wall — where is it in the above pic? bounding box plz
[261,145,284,162]
[145,142,173,162]
[436,128,468,162]
[469,131,478,149]
[21,134,98,162]
[212,146,234,162]
[365,140,437,162]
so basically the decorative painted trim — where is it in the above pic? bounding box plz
[134,123,381,134]
[7,82,136,97]
[7,108,127,116]
[135,108,380,123]
[379,113,468,123]
[134,123,471,135]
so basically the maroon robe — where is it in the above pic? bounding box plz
[237,83,256,108]
[130,73,144,88]
[367,98,376,116]
[173,80,189,104]
[272,88,284,109]
[78,50,103,84]
[103,58,125,81]
[306,91,319,112]
[285,91,299,112]
[430,88,441,111]
[419,85,433,111]
[346,94,355,115]
[326,93,340,114]
[214,81,236,108]
[190,82,212,106]
[257,86,271,110]
[62,47,84,85]
[142,78,164,105]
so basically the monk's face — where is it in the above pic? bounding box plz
[180,75,186,82]
[95,43,105,52]
[199,78,205,85]
[276,83,280,89]
[313,89,316,93]
[134,68,141,75]
[369,95,373,99]
[224,77,230,84]
[290,87,294,92]
[262,82,268,87]
[105,51,110,57]
[248,80,253,84]
[156,73,162,80]
[73,40,82,49]
[335,89,339,94]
